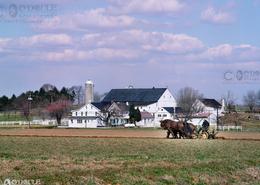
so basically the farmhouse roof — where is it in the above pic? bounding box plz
[108,102,129,113]
[115,102,129,112]
[193,112,211,118]
[91,102,111,111]
[199,98,221,108]
[102,88,167,105]
[141,111,154,119]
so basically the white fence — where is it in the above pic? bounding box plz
[0,121,28,125]
[0,119,69,126]
[217,125,243,131]
[0,120,56,126]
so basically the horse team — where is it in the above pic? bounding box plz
[160,119,196,139]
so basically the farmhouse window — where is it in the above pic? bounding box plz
[77,119,82,123]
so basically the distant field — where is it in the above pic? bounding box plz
[0,137,259,185]
[241,120,260,132]
[0,113,26,122]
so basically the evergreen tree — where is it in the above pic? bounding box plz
[135,108,141,122]
[129,105,142,126]
[129,104,134,123]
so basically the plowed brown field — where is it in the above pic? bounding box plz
[0,128,259,140]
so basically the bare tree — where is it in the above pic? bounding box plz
[69,86,84,105]
[22,102,30,121]
[222,91,236,113]
[94,92,102,102]
[177,87,204,120]
[243,90,257,112]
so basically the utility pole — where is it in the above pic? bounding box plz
[216,107,219,131]
[28,94,33,128]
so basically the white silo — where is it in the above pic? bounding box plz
[85,80,94,104]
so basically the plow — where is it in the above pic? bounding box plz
[196,126,218,139]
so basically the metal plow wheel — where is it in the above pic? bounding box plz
[198,131,209,139]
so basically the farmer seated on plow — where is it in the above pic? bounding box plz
[198,120,210,133]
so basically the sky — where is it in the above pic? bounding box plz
[0,0,260,103]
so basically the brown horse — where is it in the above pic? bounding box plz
[160,119,185,139]
[160,119,196,139]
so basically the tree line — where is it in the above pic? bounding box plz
[0,84,74,112]
[0,83,107,125]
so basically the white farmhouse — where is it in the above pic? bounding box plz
[191,98,223,128]
[69,104,103,128]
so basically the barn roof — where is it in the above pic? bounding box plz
[199,98,221,108]
[102,88,167,105]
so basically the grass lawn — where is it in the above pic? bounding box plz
[0,137,259,185]
[0,113,27,122]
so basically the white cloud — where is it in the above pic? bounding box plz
[107,0,185,14]
[201,7,234,24]
[44,48,138,62]
[36,8,137,31]
[0,39,11,52]
[19,34,73,46]
[82,30,204,54]
[185,44,260,62]
[204,44,233,59]
[45,49,87,61]
[1,31,260,65]
[0,39,10,46]
[141,32,204,53]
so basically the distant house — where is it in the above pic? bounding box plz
[69,104,103,128]
[191,98,223,127]
[107,102,129,126]
[136,111,154,127]
[69,86,177,128]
